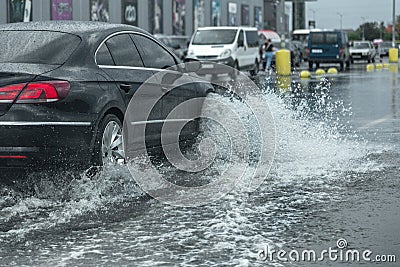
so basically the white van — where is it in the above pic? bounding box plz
[187,26,260,75]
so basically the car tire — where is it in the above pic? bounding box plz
[92,114,125,166]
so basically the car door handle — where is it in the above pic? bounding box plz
[119,84,131,93]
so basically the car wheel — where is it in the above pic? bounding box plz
[93,114,125,166]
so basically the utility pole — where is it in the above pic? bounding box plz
[337,12,343,30]
[392,0,396,47]
[361,16,366,41]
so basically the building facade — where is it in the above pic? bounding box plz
[0,0,264,36]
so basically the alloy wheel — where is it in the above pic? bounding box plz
[101,121,125,165]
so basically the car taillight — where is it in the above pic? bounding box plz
[339,48,343,55]
[0,81,70,104]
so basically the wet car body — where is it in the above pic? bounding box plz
[0,21,212,171]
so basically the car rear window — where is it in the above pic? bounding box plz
[0,30,81,65]
[192,29,237,45]
[310,32,338,45]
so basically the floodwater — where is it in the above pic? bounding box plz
[0,66,399,266]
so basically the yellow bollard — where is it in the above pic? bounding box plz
[366,64,375,72]
[389,48,398,63]
[275,49,291,76]
[384,63,390,69]
[300,70,311,79]
[375,63,383,70]
[327,67,338,74]
[389,64,398,73]
[276,75,291,93]
[315,68,326,76]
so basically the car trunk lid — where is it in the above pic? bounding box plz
[0,63,60,116]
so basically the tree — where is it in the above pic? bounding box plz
[356,21,381,41]
[348,31,361,41]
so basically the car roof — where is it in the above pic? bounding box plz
[197,26,257,31]
[0,21,147,37]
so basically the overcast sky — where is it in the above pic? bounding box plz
[296,0,396,30]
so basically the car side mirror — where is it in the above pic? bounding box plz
[237,40,244,47]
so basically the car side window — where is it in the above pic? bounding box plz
[105,34,144,67]
[96,43,114,65]
[131,34,176,69]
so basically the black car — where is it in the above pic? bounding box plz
[0,21,212,171]
[156,35,190,60]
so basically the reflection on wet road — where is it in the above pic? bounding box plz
[0,66,399,266]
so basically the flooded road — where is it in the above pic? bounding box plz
[0,65,399,266]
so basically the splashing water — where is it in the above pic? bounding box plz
[0,78,387,266]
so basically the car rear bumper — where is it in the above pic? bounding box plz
[309,57,345,63]
[0,114,96,170]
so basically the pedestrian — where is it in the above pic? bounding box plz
[264,39,274,73]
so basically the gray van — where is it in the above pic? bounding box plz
[308,30,351,71]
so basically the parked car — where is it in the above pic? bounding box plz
[292,40,307,62]
[156,35,190,60]
[378,41,393,57]
[0,21,213,170]
[271,40,303,69]
[187,26,260,76]
[350,41,376,63]
[307,30,351,71]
